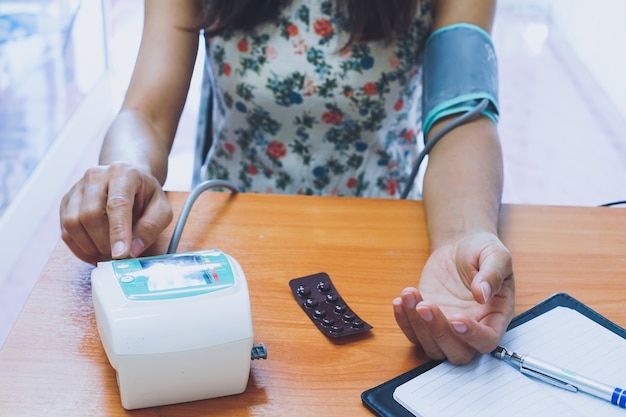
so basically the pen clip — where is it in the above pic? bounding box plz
[521,367,579,392]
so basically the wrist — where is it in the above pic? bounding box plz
[428,227,498,252]
[100,110,170,183]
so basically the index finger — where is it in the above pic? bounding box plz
[106,176,140,259]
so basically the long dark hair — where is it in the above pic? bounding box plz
[199,0,422,46]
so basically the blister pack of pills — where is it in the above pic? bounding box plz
[289,272,373,338]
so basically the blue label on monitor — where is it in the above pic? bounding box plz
[111,250,235,300]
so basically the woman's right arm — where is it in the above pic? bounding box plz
[60,0,203,264]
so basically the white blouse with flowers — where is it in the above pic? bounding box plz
[202,0,433,198]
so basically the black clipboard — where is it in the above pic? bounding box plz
[361,292,626,417]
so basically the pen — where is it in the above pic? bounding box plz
[492,345,626,408]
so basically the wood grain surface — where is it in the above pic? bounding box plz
[1,192,625,416]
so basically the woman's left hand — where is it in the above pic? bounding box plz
[393,232,515,364]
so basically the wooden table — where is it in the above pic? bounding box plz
[1,193,626,416]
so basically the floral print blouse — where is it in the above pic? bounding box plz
[203,0,433,198]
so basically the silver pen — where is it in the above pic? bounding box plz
[492,345,626,408]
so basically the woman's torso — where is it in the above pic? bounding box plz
[203,0,433,198]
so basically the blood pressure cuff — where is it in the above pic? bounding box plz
[421,23,499,138]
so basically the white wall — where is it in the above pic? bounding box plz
[550,0,626,119]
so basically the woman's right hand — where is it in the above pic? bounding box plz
[60,162,173,264]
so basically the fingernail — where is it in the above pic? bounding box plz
[480,281,492,302]
[400,288,413,296]
[130,238,144,256]
[452,321,468,334]
[392,298,403,313]
[403,293,417,309]
[416,306,433,322]
[111,241,126,258]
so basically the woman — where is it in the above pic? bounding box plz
[60,0,514,364]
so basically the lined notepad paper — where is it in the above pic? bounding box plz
[393,307,626,417]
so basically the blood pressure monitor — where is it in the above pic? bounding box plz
[91,249,263,410]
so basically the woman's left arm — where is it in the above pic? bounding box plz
[393,0,515,365]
